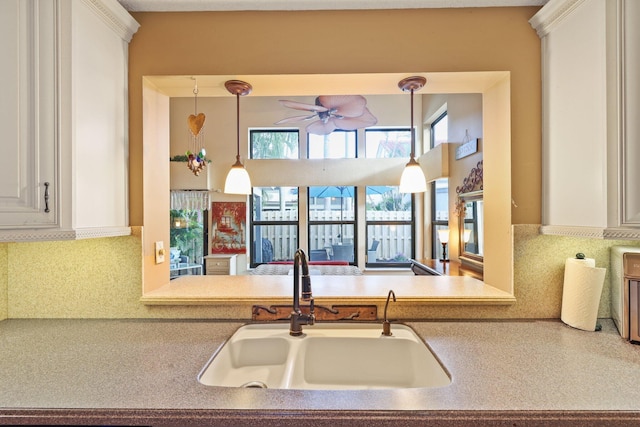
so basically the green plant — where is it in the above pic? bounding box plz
[251,131,298,159]
[170,154,211,163]
[170,209,204,264]
[366,190,411,212]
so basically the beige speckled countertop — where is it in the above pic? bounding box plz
[142,274,515,306]
[1,318,640,426]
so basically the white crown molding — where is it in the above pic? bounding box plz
[604,227,640,241]
[82,0,140,42]
[117,0,548,12]
[529,0,585,38]
[0,229,77,243]
[540,225,606,239]
[0,227,131,243]
[74,227,133,239]
[540,225,640,240]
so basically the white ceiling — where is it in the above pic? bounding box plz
[117,0,548,12]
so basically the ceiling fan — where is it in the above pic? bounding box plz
[274,95,377,135]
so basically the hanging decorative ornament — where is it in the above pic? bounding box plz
[186,78,207,176]
[188,112,206,136]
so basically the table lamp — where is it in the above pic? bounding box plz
[437,229,450,262]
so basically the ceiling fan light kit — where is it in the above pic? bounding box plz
[275,94,377,135]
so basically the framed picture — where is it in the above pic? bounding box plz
[211,202,246,254]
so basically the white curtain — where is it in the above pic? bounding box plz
[170,190,210,211]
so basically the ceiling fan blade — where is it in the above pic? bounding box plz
[274,114,317,125]
[317,95,367,118]
[333,108,378,130]
[279,100,328,112]
[306,119,338,135]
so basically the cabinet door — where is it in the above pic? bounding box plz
[0,0,57,228]
[623,0,640,226]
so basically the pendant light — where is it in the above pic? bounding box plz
[224,80,252,195]
[398,76,427,193]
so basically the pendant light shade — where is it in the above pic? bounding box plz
[224,80,252,195]
[398,76,427,194]
[399,157,427,193]
[224,162,252,195]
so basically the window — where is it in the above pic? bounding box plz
[430,112,449,259]
[365,186,413,267]
[432,178,450,260]
[308,130,356,159]
[250,187,298,266]
[431,112,448,147]
[220,215,232,229]
[308,186,356,264]
[169,191,209,278]
[169,209,206,278]
[250,129,299,159]
[364,128,411,158]
[461,198,484,256]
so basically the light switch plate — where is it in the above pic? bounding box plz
[155,241,165,264]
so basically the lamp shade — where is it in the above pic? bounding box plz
[399,158,427,193]
[463,228,472,243]
[437,228,450,244]
[224,163,252,195]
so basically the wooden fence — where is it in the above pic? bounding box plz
[254,210,412,262]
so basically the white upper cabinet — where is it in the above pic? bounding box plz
[622,0,640,230]
[530,0,640,239]
[0,0,139,241]
[0,1,57,230]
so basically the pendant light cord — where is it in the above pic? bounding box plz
[236,92,241,162]
[410,88,415,159]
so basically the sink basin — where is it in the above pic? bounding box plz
[198,323,450,390]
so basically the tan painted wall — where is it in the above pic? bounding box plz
[128,7,542,227]
[2,6,577,320]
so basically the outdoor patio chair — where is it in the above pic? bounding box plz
[331,244,354,262]
[310,249,329,261]
[367,239,379,262]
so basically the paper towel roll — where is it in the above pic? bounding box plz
[561,257,606,331]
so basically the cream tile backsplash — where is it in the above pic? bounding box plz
[0,244,7,320]
[0,225,638,319]
[512,225,639,319]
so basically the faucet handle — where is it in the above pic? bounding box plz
[302,275,312,301]
[308,298,315,325]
